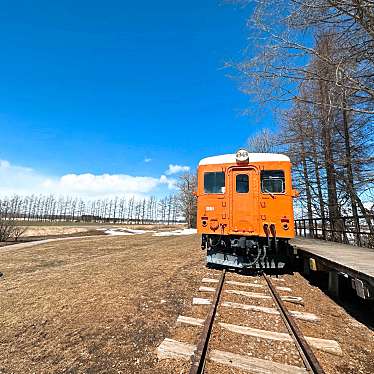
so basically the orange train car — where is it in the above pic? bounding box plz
[196,149,298,269]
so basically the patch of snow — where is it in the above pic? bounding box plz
[101,228,152,236]
[153,228,197,237]
[99,227,195,237]
[123,228,150,234]
[104,229,134,236]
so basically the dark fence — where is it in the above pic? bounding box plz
[294,215,374,249]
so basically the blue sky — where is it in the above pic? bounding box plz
[0,1,272,199]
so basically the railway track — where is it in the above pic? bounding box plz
[158,270,341,373]
[189,269,227,374]
[187,271,324,374]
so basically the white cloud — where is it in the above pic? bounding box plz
[144,157,152,163]
[43,173,162,197]
[165,164,190,175]
[159,174,177,189]
[0,160,46,196]
[0,159,177,199]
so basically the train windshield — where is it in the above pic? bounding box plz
[261,170,285,193]
[204,172,225,194]
[236,174,249,193]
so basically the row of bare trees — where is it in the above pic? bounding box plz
[0,194,182,225]
[240,0,374,246]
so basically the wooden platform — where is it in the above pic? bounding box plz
[291,237,374,288]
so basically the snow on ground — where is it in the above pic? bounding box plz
[101,228,152,236]
[152,228,197,237]
[103,229,134,236]
[122,229,150,234]
[97,227,196,237]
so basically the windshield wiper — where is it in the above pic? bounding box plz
[264,188,275,198]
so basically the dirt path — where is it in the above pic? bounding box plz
[0,235,106,254]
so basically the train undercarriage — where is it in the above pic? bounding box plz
[201,234,294,270]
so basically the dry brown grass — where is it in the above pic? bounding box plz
[21,225,93,237]
[0,234,204,373]
[1,235,373,374]
[19,224,183,238]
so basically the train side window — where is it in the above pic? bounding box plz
[261,170,285,193]
[236,174,249,193]
[204,172,225,194]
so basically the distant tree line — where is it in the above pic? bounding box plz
[240,0,374,245]
[0,195,183,225]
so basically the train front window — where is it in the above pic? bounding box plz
[261,170,285,193]
[204,172,225,194]
[236,174,249,193]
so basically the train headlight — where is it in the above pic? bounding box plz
[236,149,249,163]
[281,217,290,230]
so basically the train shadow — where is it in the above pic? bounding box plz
[206,263,296,277]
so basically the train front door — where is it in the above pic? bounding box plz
[229,168,259,234]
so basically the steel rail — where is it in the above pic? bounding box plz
[263,273,325,374]
[189,269,226,374]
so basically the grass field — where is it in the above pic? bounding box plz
[13,221,104,227]
[6,223,183,239]
[0,233,204,373]
[0,234,373,374]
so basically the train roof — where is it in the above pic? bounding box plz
[199,153,290,166]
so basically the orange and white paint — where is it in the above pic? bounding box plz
[197,150,297,241]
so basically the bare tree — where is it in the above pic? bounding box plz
[230,0,374,114]
[0,220,27,242]
[247,128,277,152]
[12,225,27,242]
[228,0,374,245]
[0,220,15,242]
[177,172,197,228]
